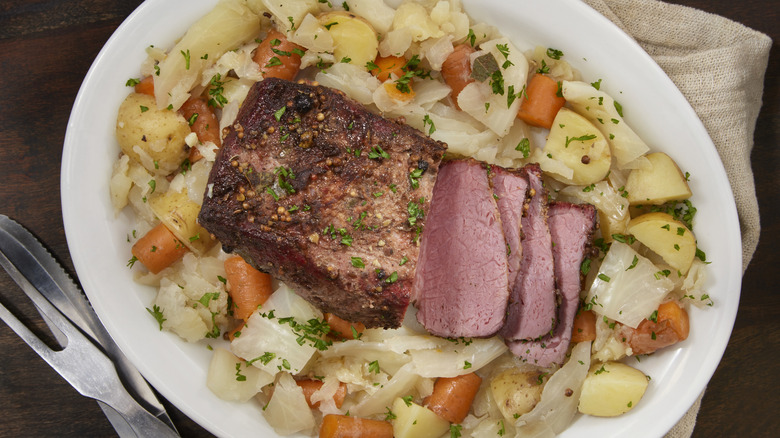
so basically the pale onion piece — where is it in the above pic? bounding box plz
[290,13,334,53]
[260,0,319,33]
[219,77,254,130]
[154,0,263,110]
[513,341,592,436]
[184,159,213,204]
[559,180,630,241]
[429,0,470,41]
[301,51,335,70]
[408,336,507,378]
[411,78,452,108]
[230,284,321,375]
[529,46,577,82]
[310,376,342,415]
[383,334,443,354]
[682,259,709,303]
[379,27,414,57]
[199,42,262,86]
[529,147,575,180]
[586,241,675,328]
[457,38,528,137]
[562,80,650,169]
[140,45,166,77]
[419,35,454,71]
[392,2,444,42]
[154,278,209,342]
[592,317,629,362]
[264,372,316,436]
[345,0,395,34]
[318,340,411,376]
[206,347,273,402]
[109,154,132,212]
[316,62,380,105]
[497,120,533,161]
[373,82,415,113]
[351,362,420,417]
[469,22,499,46]
[431,128,491,158]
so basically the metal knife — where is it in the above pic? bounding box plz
[0,214,179,436]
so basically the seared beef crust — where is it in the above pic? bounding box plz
[199,78,446,328]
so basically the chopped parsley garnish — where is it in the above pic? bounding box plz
[515,138,531,157]
[146,305,166,330]
[181,49,191,70]
[423,114,436,135]
[565,134,597,148]
[546,47,564,59]
[368,145,390,159]
[597,273,611,282]
[274,105,286,121]
[207,73,228,108]
[351,256,365,269]
[368,360,381,374]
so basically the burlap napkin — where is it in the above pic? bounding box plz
[581,0,772,436]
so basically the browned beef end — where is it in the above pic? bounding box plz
[198,78,446,328]
[499,163,557,341]
[413,159,509,338]
[490,165,528,289]
[508,201,596,366]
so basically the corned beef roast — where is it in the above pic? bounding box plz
[508,202,597,366]
[412,159,510,338]
[499,164,558,341]
[198,78,446,328]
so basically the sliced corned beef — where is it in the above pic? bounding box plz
[413,159,509,338]
[490,166,529,290]
[508,202,597,366]
[499,163,557,341]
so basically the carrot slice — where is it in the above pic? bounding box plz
[134,76,155,96]
[131,223,188,274]
[657,301,690,341]
[370,55,406,82]
[516,74,566,129]
[571,309,597,343]
[624,301,690,355]
[254,30,305,81]
[441,44,475,109]
[424,372,482,424]
[180,96,222,163]
[295,379,347,409]
[324,313,366,340]
[319,414,393,438]
[223,256,273,321]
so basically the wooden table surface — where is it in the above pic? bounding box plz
[0,1,776,436]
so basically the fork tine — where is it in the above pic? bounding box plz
[0,300,58,363]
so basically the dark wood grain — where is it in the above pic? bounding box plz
[0,1,776,437]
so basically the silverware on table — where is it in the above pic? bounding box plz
[0,214,180,437]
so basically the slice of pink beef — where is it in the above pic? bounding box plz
[490,165,529,290]
[499,163,557,341]
[413,159,509,338]
[507,202,597,366]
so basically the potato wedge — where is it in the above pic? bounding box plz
[544,108,611,186]
[391,397,450,438]
[578,361,648,417]
[625,152,692,205]
[116,93,190,175]
[318,11,378,68]
[489,368,545,420]
[627,212,697,274]
[149,188,216,255]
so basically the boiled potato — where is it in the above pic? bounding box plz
[625,152,692,205]
[116,92,190,175]
[627,212,697,275]
[318,11,378,68]
[544,108,611,186]
[206,347,274,402]
[490,368,545,420]
[578,361,648,417]
[149,188,216,255]
[391,397,449,438]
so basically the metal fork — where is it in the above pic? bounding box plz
[0,251,179,438]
